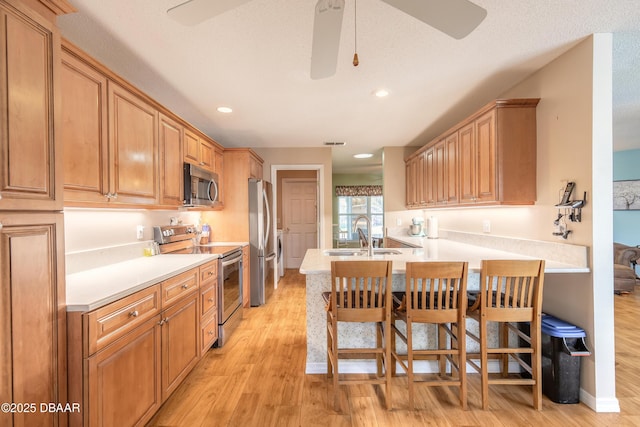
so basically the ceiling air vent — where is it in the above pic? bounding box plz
[324,141,346,146]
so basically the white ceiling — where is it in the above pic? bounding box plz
[57,1,640,173]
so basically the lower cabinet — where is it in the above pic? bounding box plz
[161,292,199,400]
[69,266,206,427]
[86,317,162,427]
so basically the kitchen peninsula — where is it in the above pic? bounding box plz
[299,232,589,374]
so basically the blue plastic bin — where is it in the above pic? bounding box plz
[540,314,590,404]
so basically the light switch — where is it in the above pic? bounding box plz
[482,220,491,233]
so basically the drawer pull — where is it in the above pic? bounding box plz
[208,298,214,303]
[129,310,139,318]
[181,284,189,289]
[208,330,215,336]
[208,271,214,277]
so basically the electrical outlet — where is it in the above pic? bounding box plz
[396,218,402,226]
[482,220,491,233]
[136,225,144,240]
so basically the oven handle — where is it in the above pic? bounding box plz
[221,253,243,267]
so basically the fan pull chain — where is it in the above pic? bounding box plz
[353,0,359,66]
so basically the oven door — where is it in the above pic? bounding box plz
[219,251,243,322]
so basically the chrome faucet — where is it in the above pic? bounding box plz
[353,215,373,257]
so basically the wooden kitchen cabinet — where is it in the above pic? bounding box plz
[0,0,63,211]
[86,317,162,427]
[68,265,205,427]
[406,98,539,209]
[0,212,67,427]
[161,291,199,400]
[159,113,184,207]
[199,260,218,353]
[213,149,263,242]
[108,81,159,205]
[184,128,215,172]
[61,45,110,204]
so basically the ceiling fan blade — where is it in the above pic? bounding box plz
[167,0,254,26]
[380,0,486,39]
[310,0,345,80]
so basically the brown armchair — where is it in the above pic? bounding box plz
[614,243,640,294]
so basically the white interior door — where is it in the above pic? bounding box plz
[282,179,318,269]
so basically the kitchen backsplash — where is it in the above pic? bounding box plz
[64,208,203,252]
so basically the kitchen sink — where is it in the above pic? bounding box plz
[323,249,402,256]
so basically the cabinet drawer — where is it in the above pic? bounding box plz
[161,269,198,307]
[200,312,218,354]
[200,283,217,318]
[86,285,161,355]
[200,260,218,285]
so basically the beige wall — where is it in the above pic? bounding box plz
[252,147,333,248]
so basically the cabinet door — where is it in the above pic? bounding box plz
[87,317,162,427]
[199,139,214,172]
[458,122,476,204]
[214,147,224,205]
[405,157,418,207]
[444,132,459,204]
[0,213,66,427]
[0,3,61,210]
[161,293,199,401]
[434,140,446,204]
[423,148,435,206]
[183,128,200,165]
[108,82,159,205]
[475,109,497,202]
[159,113,184,206]
[61,49,109,203]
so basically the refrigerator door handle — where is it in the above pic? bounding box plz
[262,188,271,249]
[265,253,276,262]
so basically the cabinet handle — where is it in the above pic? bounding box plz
[208,298,214,303]
[181,284,189,289]
[129,310,139,318]
[0,222,3,231]
[164,317,169,324]
[208,271,214,277]
[158,319,165,326]
[207,330,214,336]
[0,192,3,200]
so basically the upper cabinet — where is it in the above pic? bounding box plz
[60,40,225,210]
[108,81,159,205]
[159,113,184,207]
[406,99,539,209]
[61,47,109,204]
[0,0,63,211]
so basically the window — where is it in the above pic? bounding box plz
[337,196,383,240]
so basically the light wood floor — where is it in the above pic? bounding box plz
[148,271,640,426]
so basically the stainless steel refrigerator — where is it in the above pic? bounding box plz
[248,179,276,306]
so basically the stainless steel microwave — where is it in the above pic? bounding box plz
[183,163,220,207]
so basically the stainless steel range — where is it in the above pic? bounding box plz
[153,224,243,347]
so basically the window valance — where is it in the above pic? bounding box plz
[335,185,383,197]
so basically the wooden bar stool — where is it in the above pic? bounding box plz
[466,259,545,410]
[323,260,393,411]
[391,262,469,410]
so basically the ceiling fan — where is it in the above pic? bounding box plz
[167,0,487,80]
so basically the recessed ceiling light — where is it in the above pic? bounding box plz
[354,153,373,159]
[374,89,389,98]
[217,106,233,113]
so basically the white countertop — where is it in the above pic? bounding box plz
[66,254,218,312]
[299,239,589,275]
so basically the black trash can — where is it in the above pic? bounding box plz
[540,314,591,404]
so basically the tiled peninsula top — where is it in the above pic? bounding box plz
[299,237,590,275]
[66,254,218,312]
